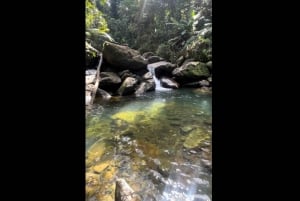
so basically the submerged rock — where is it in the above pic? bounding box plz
[86,172,100,197]
[183,128,210,149]
[86,141,106,167]
[115,178,141,201]
[93,162,109,174]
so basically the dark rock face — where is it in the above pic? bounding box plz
[100,72,121,85]
[160,77,179,89]
[147,61,177,79]
[103,41,148,70]
[117,77,139,96]
[153,62,177,79]
[172,61,210,84]
[99,72,122,92]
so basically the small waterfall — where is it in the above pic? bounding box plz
[147,65,172,91]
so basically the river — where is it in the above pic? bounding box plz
[86,88,212,201]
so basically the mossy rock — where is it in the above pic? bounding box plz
[172,61,210,84]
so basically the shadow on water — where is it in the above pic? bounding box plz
[86,88,212,201]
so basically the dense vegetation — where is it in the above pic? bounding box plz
[86,0,211,63]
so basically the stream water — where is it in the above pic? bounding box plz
[86,88,212,201]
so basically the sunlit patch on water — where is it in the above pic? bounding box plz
[86,89,211,201]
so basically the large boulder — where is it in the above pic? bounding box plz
[172,61,210,84]
[151,61,177,79]
[103,42,148,70]
[117,77,139,96]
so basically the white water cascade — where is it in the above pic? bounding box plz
[147,64,172,92]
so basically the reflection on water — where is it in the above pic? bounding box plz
[86,89,212,201]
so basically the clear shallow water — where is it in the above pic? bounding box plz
[86,88,212,201]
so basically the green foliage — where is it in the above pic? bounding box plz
[86,0,109,33]
[86,0,212,62]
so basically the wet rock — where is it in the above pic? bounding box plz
[148,169,166,185]
[115,178,141,201]
[86,172,100,197]
[135,80,155,96]
[154,62,177,78]
[102,165,117,181]
[117,77,139,96]
[180,125,195,133]
[160,77,179,89]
